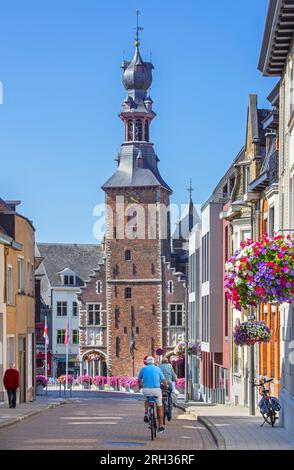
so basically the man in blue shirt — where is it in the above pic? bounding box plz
[138,356,168,434]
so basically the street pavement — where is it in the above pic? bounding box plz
[0,391,217,450]
[182,403,294,450]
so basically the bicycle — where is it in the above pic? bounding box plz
[146,396,157,440]
[253,378,281,427]
[161,385,172,423]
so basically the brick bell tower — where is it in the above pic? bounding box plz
[102,25,172,376]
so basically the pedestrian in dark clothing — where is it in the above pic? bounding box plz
[3,363,20,408]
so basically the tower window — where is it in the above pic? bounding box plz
[168,281,173,294]
[125,250,131,261]
[114,306,119,328]
[116,337,121,357]
[151,263,155,274]
[127,119,133,141]
[136,327,139,335]
[144,121,149,142]
[133,264,137,275]
[135,119,143,141]
[125,287,132,299]
[124,327,128,334]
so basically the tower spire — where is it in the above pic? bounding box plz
[187,179,194,201]
[135,10,143,47]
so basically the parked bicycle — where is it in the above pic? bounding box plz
[253,378,281,427]
[146,396,157,440]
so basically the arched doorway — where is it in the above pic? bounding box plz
[81,350,107,377]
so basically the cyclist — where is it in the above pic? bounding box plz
[158,358,177,421]
[138,356,168,434]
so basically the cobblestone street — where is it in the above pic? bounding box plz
[0,393,216,450]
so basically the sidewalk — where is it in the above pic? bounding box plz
[177,401,294,450]
[0,396,67,430]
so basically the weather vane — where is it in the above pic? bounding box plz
[135,10,144,47]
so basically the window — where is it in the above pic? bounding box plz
[27,261,33,295]
[18,257,25,293]
[125,250,131,261]
[64,275,75,286]
[114,286,118,298]
[151,264,155,274]
[87,304,101,326]
[114,306,119,328]
[124,327,128,334]
[222,184,228,198]
[202,233,210,283]
[144,120,149,142]
[72,302,78,316]
[170,304,183,326]
[57,301,67,316]
[202,295,210,343]
[131,306,135,328]
[135,119,143,141]
[72,330,79,344]
[127,119,133,141]
[136,326,139,335]
[168,281,173,294]
[57,330,66,344]
[116,337,121,357]
[96,280,102,294]
[87,328,102,346]
[125,287,132,299]
[243,165,250,194]
[7,266,13,304]
[151,337,155,356]
[132,264,137,275]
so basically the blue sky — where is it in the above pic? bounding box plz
[0,0,277,243]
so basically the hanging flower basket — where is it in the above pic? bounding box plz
[233,320,272,347]
[174,341,201,357]
[225,234,294,311]
[170,355,185,365]
[36,375,49,388]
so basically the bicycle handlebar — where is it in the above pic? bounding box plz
[251,378,273,387]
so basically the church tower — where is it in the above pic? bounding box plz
[102,24,172,376]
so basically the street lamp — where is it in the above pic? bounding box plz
[130,329,135,377]
[232,200,256,415]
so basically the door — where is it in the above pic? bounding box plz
[18,336,26,403]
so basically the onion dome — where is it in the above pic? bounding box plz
[123,46,152,91]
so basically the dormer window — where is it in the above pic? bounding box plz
[64,275,75,286]
[59,268,77,287]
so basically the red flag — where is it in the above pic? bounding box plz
[43,317,49,346]
[64,319,69,345]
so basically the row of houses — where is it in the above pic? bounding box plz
[0,198,36,403]
[187,0,294,437]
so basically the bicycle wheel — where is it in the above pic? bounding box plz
[149,409,155,441]
[269,409,276,427]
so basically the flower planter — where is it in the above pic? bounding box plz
[36,384,45,395]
